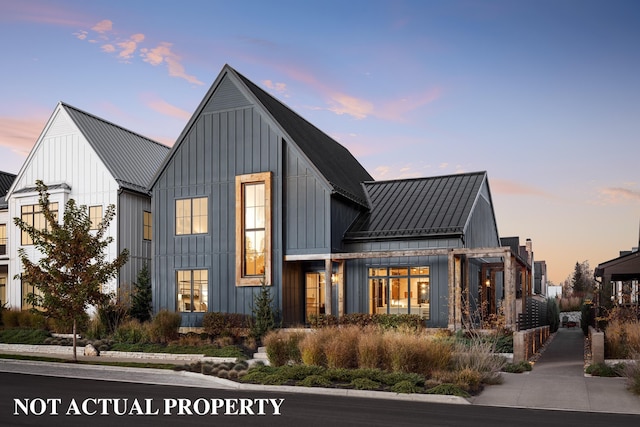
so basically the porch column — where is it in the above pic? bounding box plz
[336,260,344,318]
[448,251,455,329]
[448,252,463,330]
[324,259,333,316]
[504,255,516,330]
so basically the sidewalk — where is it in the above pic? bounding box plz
[472,327,640,414]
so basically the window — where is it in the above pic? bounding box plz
[21,202,59,245]
[0,275,6,306]
[235,172,272,286]
[21,280,43,311]
[176,270,208,312]
[89,205,103,230]
[368,266,430,319]
[0,224,6,255]
[143,211,152,241]
[176,197,208,235]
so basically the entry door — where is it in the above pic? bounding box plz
[305,272,326,322]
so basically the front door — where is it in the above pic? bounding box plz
[305,272,326,322]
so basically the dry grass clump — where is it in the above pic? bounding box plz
[453,334,505,385]
[559,297,582,312]
[324,325,360,369]
[606,319,640,359]
[357,326,387,369]
[299,328,333,366]
[263,329,305,366]
[384,330,452,376]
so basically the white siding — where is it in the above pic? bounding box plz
[6,105,120,309]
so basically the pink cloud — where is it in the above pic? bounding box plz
[3,2,90,27]
[374,87,443,121]
[141,94,191,121]
[327,93,374,119]
[91,19,112,33]
[0,115,47,158]
[101,44,115,53]
[491,179,551,197]
[599,187,640,203]
[141,42,203,85]
[117,33,145,59]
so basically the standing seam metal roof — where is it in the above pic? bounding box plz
[233,69,373,207]
[0,171,17,209]
[62,103,170,194]
[345,171,487,240]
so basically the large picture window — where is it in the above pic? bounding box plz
[21,202,58,245]
[235,172,272,286]
[176,270,208,312]
[176,197,208,235]
[368,266,430,319]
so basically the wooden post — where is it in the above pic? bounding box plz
[324,259,332,316]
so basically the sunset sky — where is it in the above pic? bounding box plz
[1,0,639,284]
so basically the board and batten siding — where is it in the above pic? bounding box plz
[6,107,121,308]
[152,75,305,325]
[463,180,500,249]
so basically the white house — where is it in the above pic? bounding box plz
[4,102,169,310]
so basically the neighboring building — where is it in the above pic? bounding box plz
[0,171,17,306]
[534,260,547,296]
[4,102,170,310]
[150,64,531,329]
[595,246,640,306]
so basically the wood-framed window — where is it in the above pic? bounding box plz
[21,280,42,311]
[89,205,103,230]
[175,197,208,235]
[21,202,58,245]
[176,270,208,312]
[143,211,152,241]
[0,224,6,255]
[235,172,272,286]
[0,275,6,306]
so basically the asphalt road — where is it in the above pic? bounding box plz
[2,372,640,427]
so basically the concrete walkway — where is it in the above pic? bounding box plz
[472,327,640,414]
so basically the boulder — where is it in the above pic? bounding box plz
[84,343,99,357]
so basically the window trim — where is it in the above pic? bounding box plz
[235,172,272,286]
[20,202,59,245]
[143,210,152,241]
[0,223,6,256]
[175,197,208,236]
[176,269,208,313]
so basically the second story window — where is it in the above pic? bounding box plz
[143,211,152,241]
[0,224,6,255]
[89,206,103,230]
[175,197,208,235]
[21,202,58,245]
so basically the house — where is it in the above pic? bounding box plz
[595,246,640,306]
[4,102,170,310]
[150,64,530,329]
[0,171,17,306]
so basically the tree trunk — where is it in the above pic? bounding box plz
[72,318,77,362]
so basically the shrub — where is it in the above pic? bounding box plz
[297,375,332,388]
[2,310,20,328]
[150,310,181,343]
[0,328,50,344]
[352,377,382,390]
[97,300,130,336]
[250,283,277,340]
[453,335,505,384]
[390,380,421,394]
[263,329,303,366]
[547,298,560,333]
[586,362,623,377]
[113,319,150,344]
[621,359,640,395]
[357,327,386,369]
[202,312,251,338]
[386,332,452,376]
[426,383,470,398]
[299,329,331,366]
[502,361,532,373]
[456,368,482,393]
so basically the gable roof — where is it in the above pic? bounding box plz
[0,171,17,209]
[234,69,373,205]
[61,103,170,194]
[345,171,488,241]
[595,250,640,281]
[150,65,372,206]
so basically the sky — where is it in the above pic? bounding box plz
[1,0,639,285]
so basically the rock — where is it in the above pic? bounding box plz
[84,343,99,357]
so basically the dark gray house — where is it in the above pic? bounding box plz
[150,65,517,329]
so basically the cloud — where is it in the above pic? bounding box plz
[263,80,289,97]
[141,42,203,85]
[73,30,88,40]
[491,179,551,197]
[117,33,145,59]
[101,44,116,53]
[374,87,442,122]
[0,115,47,158]
[327,93,374,119]
[91,19,112,33]
[599,187,640,204]
[141,94,192,120]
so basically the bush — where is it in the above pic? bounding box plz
[502,361,532,373]
[352,377,382,391]
[297,375,332,388]
[299,329,332,366]
[263,329,303,366]
[621,359,640,395]
[426,383,470,398]
[250,283,277,340]
[546,298,560,333]
[385,331,451,376]
[357,327,387,369]
[97,300,130,336]
[586,362,624,377]
[324,325,359,369]
[150,310,181,343]
[113,319,150,344]
[0,328,51,344]
[202,312,251,338]
[390,380,421,393]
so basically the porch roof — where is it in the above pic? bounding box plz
[595,250,640,282]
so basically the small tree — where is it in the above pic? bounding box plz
[14,180,129,361]
[130,263,152,323]
[250,282,276,340]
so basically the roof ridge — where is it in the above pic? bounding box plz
[365,171,486,186]
[60,102,170,150]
